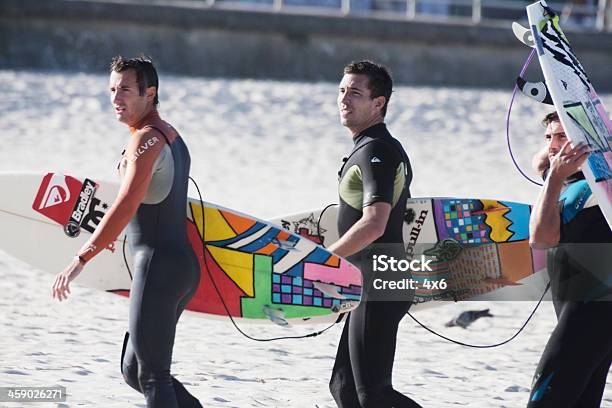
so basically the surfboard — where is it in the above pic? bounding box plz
[0,172,362,325]
[521,1,612,230]
[271,198,549,310]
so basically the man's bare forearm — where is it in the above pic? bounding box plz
[530,174,564,248]
[328,218,384,258]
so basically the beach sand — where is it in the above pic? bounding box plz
[0,70,610,407]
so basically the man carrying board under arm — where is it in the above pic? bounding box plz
[327,60,423,408]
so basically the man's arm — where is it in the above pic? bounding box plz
[529,174,564,248]
[530,141,590,248]
[327,202,391,258]
[77,128,165,261]
[329,137,406,258]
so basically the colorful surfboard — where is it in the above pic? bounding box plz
[0,172,362,325]
[272,198,548,310]
[521,1,612,230]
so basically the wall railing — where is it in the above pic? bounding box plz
[195,0,611,32]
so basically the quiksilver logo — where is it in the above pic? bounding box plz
[371,156,382,163]
[131,136,160,162]
[39,174,71,210]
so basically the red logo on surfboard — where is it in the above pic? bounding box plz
[32,173,83,225]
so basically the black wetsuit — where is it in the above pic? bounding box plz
[329,123,422,408]
[120,128,202,408]
[528,177,612,407]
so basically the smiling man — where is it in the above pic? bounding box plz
[327,61,422,408]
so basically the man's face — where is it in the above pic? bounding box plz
[545,120,569,160]
[337,74,383,129]
[109,69,153,126]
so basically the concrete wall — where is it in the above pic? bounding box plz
[1,0,611,89]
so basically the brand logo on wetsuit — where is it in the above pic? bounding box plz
[64,179,97,237]
[131,136,160,162]
[405,209,428,260]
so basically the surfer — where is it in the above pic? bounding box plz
[51,56,202,408]
[327,60,422,408]
[528,112,612,407]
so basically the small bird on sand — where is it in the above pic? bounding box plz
[445,309,493,329]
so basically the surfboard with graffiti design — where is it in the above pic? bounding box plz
[522,0,612,230]
[272,198,549,310]
[0,172,362,325]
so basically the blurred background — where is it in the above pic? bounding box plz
[1,0,611,89]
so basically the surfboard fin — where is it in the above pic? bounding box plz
[517,77,554,105]
[262,306,290,327]
[512,22,535,48]
[313,281,346,299]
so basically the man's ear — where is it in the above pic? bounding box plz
[374,95,386,112]
[146,86,157,102]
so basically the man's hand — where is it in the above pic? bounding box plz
[548,141,590,182]
[327,202,391,258]
[52,257,85,301]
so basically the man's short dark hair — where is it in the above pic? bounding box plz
[542,111,560,126]
[110,55,159,106]
[343,60,393,117]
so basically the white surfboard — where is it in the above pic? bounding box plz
[0,172,362,326]
[526,0,612,230]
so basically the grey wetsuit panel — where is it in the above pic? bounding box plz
[142,144,174,205]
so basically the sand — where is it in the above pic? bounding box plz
[0,70,610,407]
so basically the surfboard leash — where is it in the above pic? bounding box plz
[506,48,544,187]
[122,237,133,281]
[405,281,550,348]
[188,176,342,342]
[313,203,551,348]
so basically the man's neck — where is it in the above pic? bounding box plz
[348,117,384,138]
[129,108,159,134]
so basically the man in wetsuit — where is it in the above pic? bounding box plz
[52,56,202,408]
[327,60,423,408]
[528,111,612,407]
